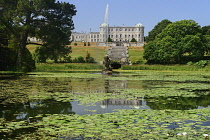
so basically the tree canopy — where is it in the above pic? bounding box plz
[107,37,113,42]
[146,19,172,42]
[0,0,76,70]
[202,25,210,35]
[130,38,137,42]
[144,20,208,64]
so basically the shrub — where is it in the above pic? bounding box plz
[130,38,137,42]
[187,61,194,66]
[194,60,209,68]
[86,57,95,63]
[73,56,85,63]
[62,55,72,63]
[187,60,209,68]
[74,43,77,46]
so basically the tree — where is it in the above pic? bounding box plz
[0,23,9,47]
[146,19,172,42]
[202,25,210,35]
[0,0,76,69]
[107,37,113,42]
[144,20,207,64]
[130,38,137,42]
[203,35,210,55]
[85,51,95,63]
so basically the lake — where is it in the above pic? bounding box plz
[0,70,210,139]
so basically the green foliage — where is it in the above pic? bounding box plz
[88,42,90,46]
[0,0,76,70]
[0,47,16,70]
[130,38,137,42]
[187,60,210,68]
[0,23,9,47]
[85,51,95,63]
[204,35,210,55]
[35,63,103,71]
[146,19,172,42]
[144,20,207,64]
[107,37,113,42]
[33,45,72,63]
[22,48,36,72]
[202,25,210,35]
[74,43,77,46]
[84,42,86,46]
[65,63,103,70]
[33,46,48,63]
[62,55,72,63]
[1,70,210,139]
[0,46,35,71]
[121,64,210,71]
[72,54,95,63]
[73,56,85,63]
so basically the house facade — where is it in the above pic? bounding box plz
[70,23,144,46]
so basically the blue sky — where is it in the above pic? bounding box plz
[61,0,210,36]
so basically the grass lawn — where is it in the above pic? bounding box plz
[128,46,145,63]
[70,46,110,63]
[27,44,41,53]
[26,43,111,63]
[27,43,145,63]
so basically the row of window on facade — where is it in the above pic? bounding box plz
[90,39,142,42]
[108,34,141,38]
[74,34,142,39]
[102,28,143,32]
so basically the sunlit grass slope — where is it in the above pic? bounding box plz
[26,43,111,63]
[128,46,145,63]
[71,46,110,63]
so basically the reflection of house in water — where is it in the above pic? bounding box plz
[100,98,142,109]
[105,80,127,93]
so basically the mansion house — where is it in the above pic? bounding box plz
[70,23,144,44]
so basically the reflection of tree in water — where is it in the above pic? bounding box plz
[0,99,75,121]
[145,95,210,110]
[38,77,73,93]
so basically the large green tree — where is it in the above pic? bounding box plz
[144,20,207,64]
[202,25,210,35]
[0,0,76,69]
[145,19,172,42]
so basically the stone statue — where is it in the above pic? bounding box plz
[103,55,112,74]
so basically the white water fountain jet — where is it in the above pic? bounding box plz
[104,4,109,25]
[104,4,109,46]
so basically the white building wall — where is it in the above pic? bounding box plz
[71,23,144,44]
[70,32,90,42]
[99,23,144,43]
